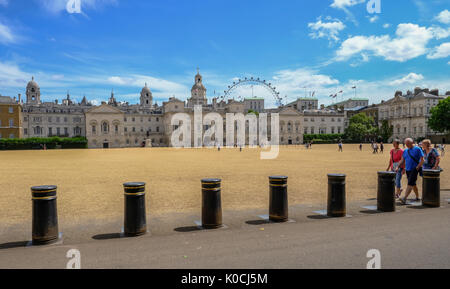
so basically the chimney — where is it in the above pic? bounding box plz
[423,88,429,94]
[395,90,403,97]
[430,89,439,96]
[18,94,21,103]
[414,87,421,95]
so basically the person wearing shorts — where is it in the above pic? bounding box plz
[396,138,424,204]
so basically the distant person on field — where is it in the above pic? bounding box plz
[338,141,343,152]
[380,142,384,154]
[359,143,363,151]
[440,144,445,157]
[421,139,440,170]
[387,139,405,199]
[396,138,424,204]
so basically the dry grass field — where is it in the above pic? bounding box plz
[0,144,448,226]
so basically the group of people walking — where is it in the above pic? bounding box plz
[386,138,442,204]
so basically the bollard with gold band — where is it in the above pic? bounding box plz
[269,176,288,222]
[327,174,346,217]
[422,169,441,208]
[377,171,396,212]
[201,178,222,229]
[32,185,59,245]
[123,182,147,236]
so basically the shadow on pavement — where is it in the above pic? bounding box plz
[0,241,29,250]
[360,210,382,215]
[406,205,428,210]
[245,220,270,225]
[173,226,202,233]
[92,233,122,240]
[306,215,331,220]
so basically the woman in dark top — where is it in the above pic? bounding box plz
[421,139,441,170]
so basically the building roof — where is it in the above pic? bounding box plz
[0,96,16,104]
[344,106,367,112]
[244,97,265,101]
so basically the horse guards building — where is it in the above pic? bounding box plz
[0,71,448,148]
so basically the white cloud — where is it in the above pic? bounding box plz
[308,17,346,43]
[0,22,16,44]
[435,9,450,24]
[268,68,339,106]
[320,74,449,106]
[330,0,365,9]
[336,23,436,62]
[429,26,450,39]
[36,0,118,14]
[383,23,391,29]
[330,0,365,25]
[369,16,379,23]
[389,73,424,86]
[107,75,188,98]
[427,42,450,59]
[0,61,31,88]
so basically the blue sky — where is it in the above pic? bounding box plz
[0,0,449,107]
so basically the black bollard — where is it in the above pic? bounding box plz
[32,185,59,245]
[201,179,222,229]
[422,169,441,208]
[377,171,396,212]
[327,174,346,217]
[123,182,147,236]
[269,176,288,222]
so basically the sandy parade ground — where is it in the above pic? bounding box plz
[0,144,448,226]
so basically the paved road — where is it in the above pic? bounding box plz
[0,202,449,269]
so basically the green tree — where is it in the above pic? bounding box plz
[247,109,259,116]
[378,120,393,142]
[428,97,450,133]
[344,113,377,142]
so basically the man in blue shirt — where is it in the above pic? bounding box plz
[396,138,424,204]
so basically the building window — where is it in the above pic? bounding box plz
[8,107,13,113]
[9,134,14,139]
[156,127,160,132]
[24,128,28,135]
[102,122,109,134]
[49,127,53,135]
[9,119,14,127]
[92,126,97,135]
[115,125,119,134]
[64,127,68,135]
